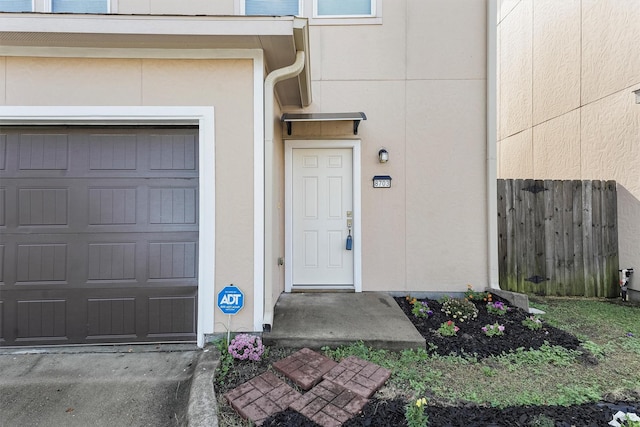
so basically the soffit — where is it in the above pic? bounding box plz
[0,13,311,107]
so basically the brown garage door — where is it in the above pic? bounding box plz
[0,127,198,346]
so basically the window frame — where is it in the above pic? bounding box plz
[0,0,112,13]
[47,0,111,13]
[235,0,381,25]
[0,0,34,12]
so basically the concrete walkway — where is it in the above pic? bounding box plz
[263,292,426,351]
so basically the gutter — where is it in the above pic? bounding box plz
[262,50,306,331]
[487,0,499,289]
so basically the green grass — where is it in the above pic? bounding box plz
[321,297,640,408]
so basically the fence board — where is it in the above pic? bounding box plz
[498,179,618,297]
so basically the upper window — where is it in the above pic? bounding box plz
[52,0,107,13]
[0,0,31,12]
[244,0,301,16]
[315,0,374,17]
[0,0,108,13]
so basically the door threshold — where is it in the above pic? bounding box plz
[291,287,355,293]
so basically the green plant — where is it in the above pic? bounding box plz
[486,300,508,316]
[213,338,234,386]
[412,301,434,318]
[405,397,429,427]
[322,341,390,367]
[437,320,460,337]
[481,366,496,377]
[464,284,492,302]
[441,298,478,323]
[482,322,505,337]
[522,315,543,330]
[529,414,555,427]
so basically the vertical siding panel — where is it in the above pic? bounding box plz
[514,179,526,293]
[504,179,516,291]
[553,181,566,296]
[534,180,546,294]
[497,179,507,290]
[582,181,594,296]
[592,181,603,296]
[606,181,619,297]
[563,181,574,295]
[543,180,555,295]
[572,180,584,296]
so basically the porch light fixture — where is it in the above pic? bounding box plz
[378,148,389,163]
[634,89,640,104]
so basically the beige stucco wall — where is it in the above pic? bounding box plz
[110,0,491,294]
[497,0,640,291]
[0,56,257,331]
[285,0,489,294]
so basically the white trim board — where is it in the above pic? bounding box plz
[284,139,362,293]
[0,106,216,348]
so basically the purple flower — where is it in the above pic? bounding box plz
[498,325,505,332]
[228,334,265,361]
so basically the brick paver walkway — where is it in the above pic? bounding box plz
[322,355,391,398]
[273,347,338,390]
[223,371,301,425]
[225,348,391,427]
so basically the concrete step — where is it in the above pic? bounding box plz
[262,292,426,351]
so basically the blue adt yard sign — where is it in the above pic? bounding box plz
[217,285,244,315]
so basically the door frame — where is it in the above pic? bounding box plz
[284,139,362,292]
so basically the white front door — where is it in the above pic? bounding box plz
[290,147,354,288]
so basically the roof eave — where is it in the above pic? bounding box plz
[0,13,312,107]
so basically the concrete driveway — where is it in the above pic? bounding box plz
[0,345,203,427]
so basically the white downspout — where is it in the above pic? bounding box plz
[487,0,499,289]
[263,50,306,330]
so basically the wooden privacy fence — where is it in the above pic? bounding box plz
[497,179,619,297]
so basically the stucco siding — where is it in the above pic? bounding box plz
[532,0,580,125]
[405,79,487,290]
[582,0,640,105]
[407,0,486,80]
[5,57,143,105]
[498,129,532,178]
[316,5,406,82]
[532,110,581,180]
[499,0,532,139]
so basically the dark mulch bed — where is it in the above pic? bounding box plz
[219,295,640,426]
[262,397,640,427]
[393,295,582,358]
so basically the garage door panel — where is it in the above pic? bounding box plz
[16,298,68,343]
[18,134,69,171]
[16,243,68,284]
[89,134,138,171]
[148,296,196,336]
[86,297,137,339]
[0,134,6,170]
[1,127,199,346]
[149,134,197,171]
[0,187,5,227]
